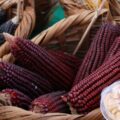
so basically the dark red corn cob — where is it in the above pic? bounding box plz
[48,50,81,72]
[73,23,120,85]
[66,51,120,113]
[104,37,120,61]
[5,34,75,91]
[0,62,54,99]
[0,89,31,109]
[30,91,70,113]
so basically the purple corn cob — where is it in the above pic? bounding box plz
[0,89,31,109]
[104,37,120,61]
[30,91,70,113]
[65,51,120,113]
[73,23,120,85]
[6,34,75,91]
[0,62,53,99]
[48,50,81,72]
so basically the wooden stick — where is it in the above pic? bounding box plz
[73,0,107,55]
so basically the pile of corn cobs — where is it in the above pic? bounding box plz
[0,23,120,114]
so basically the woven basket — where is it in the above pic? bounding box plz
[31,0,120,55]
[0,1,119,119]
[0,95,103,119]
[0,106,103,120]
[0,0,36,62]
[31,10,107,58]
[1,0,120,62]
[0,0,35,38]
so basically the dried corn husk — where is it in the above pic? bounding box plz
[0,7,107,63]
[60,0,120,22]
[0,5,35,62]
[32,9,107,45]
[0,0,6,5]
[109,0,120,15]
[84,0,109,10]
[1,0,120,64]
[0,41,10,58]
[60,0,109,16]
[0,94,12,106]
[15,6,35,38]
[0,106,102,120]
[0,0,17,10]
[59,0,84,16]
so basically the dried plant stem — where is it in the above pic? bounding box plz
[73,0,107,55]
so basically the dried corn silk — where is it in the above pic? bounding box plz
[101,81,120,120]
